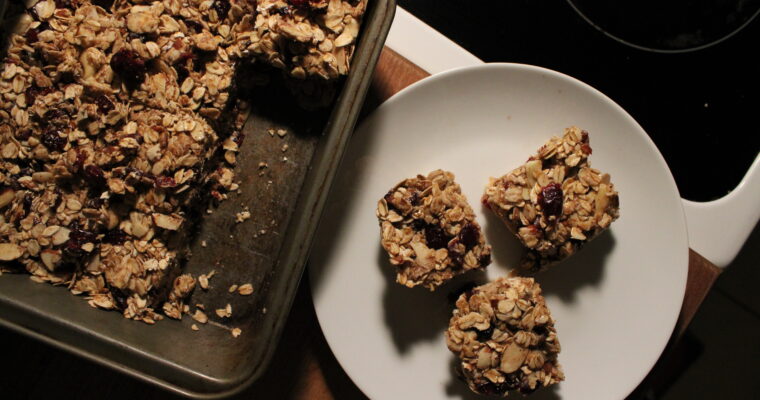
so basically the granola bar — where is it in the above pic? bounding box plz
[377,170,491,290]
[108,0,255,118]
[446,277,564,396]
[231,0,367,80]
[0,0,242,322]
[482,127,620,272]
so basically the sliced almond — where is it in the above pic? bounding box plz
[0,243,24,261]
[570,226,587,241]
[152,213,183,231]
[500,342,529,373]
[41,225,60,237]
[525,159,542,188]
[192,310,208,324]
[237,283,253,296]
[0,189,15,209]
[595,183,610,218]
[198,274,209,290]
[40,249,62,271]
[51,227,71,246]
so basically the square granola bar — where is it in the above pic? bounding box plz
[446,277,564,396]
[482,127,620,272]
[377,170,491,290]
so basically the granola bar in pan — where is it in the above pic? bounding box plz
[446,277,564,396]
[377,170,492,290]
[0,0,367,323]
[482,127,620,272]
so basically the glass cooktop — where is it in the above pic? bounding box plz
[399,0,760,201]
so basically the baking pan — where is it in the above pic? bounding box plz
[0,0,395,397]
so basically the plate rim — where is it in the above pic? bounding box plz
[309,62,689,400]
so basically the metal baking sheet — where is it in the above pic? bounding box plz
[0,0,395,397]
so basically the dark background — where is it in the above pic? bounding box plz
[398,0,760,201]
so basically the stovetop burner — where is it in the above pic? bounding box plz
[399,0,760,201]
[568,0,760,52]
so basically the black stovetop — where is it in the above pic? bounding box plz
[399,0,760,201]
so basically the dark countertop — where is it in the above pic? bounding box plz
[398,0,760,202]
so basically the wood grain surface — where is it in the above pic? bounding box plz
[0,48,721,400]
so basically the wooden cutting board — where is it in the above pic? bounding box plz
[0,48,721,400]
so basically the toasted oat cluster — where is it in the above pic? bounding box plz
[0,0,250,323]
[231,0,367,80]
[446,277,564,396]
[377,170,491,291]
[482,127,620,272]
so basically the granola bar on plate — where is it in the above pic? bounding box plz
[482,127,620,272]
[377,169,491,290]
[446,277,564,396]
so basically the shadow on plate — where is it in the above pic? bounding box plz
[445,355,561,400]
[537,230,616,303]
[378,246,489,354]
[481,198,615,303]
[481,205,524,272]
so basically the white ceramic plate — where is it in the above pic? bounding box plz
[308,64,688,400]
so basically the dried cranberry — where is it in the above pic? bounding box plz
[16,129,33,141]
[102,229,127,245]
[66,225,97,254]
[110,49,147,89]
[109,286,128,309]
[581,129,589,143]
[424,224,449,249]
[41,130,66,152]
[42,109,67,127]
[25,84,53,105]
[458,223,480,249]
[212,0,231,18]
[183,19,203,33]
[74,149,87,170]
[538,183,563,218]
[54,0,73,8]
[154,176,177,188]
[581,143,592,155]
[94,95,114,114]
[25,28,40,43]
[84,165,106,186]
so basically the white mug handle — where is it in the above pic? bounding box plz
[682,154,760,267]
